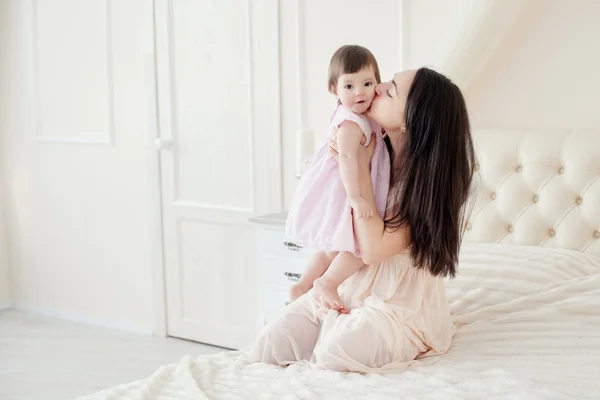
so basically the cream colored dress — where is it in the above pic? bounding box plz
[249,250,456,373]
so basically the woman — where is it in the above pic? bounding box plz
[249,68,476,373]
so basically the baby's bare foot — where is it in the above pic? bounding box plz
[313,277,346,312]
[289,283,309,302]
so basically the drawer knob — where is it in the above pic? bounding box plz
[284,272,302,281]
[283,241,302,251]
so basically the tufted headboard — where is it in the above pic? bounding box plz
[463,130,600,255]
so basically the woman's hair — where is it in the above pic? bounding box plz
[384,67,475,278]
[328,45,381,93]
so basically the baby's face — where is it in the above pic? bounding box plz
[334,66,377,114]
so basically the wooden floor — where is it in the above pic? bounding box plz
[0,309,222,400]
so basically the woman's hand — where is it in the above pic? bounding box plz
[328,129,376,169]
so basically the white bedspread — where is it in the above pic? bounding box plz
[80,244,600,400]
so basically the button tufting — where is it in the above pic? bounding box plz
[461,131,600,252]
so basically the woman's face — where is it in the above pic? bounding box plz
[367,70,416,138]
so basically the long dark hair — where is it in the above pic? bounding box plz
[384,67,475,278]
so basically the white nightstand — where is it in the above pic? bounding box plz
[249,212,313,326]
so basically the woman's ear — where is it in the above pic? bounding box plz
[401,125,408,135]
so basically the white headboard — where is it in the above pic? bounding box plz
[463,130,600,255]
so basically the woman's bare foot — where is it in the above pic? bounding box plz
[313,277,348,313]
[289,283,309,302]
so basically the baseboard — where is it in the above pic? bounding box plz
[12,303,154,336]
[0,301,13,311]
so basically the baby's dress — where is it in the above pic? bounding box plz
[285,105,390,257]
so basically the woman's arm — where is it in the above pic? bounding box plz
[353,155,411,265]
[330,125,411,265]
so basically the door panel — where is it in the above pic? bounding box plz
[154,0,281,349]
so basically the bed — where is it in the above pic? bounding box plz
[80,130,600,400]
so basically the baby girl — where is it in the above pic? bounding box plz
[285,45,390,312]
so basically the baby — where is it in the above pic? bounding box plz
[285,45,390,312]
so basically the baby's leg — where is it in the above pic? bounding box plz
[313,252,364,312]
[290,251,338,302]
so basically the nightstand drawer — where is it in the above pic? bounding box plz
[259,228,315,260]
[260,254,309,286]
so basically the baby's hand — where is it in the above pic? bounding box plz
[349,197,374,219]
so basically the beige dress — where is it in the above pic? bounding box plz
[249,250,456,373]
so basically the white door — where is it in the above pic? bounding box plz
[154,0,282,349]
[0,0,161,327]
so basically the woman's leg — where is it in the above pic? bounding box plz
[312,251,364,312]
[313,308,419,372]
[290,251,338,301]
[249,292,322,366]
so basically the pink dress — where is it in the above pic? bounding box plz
[285,105,390,256]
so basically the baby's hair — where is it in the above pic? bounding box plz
[328,45,381,93]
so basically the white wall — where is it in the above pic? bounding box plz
[0,0,156,332]
[467,0,600,130]
[0,1,13,307]
[406,0,477,70]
